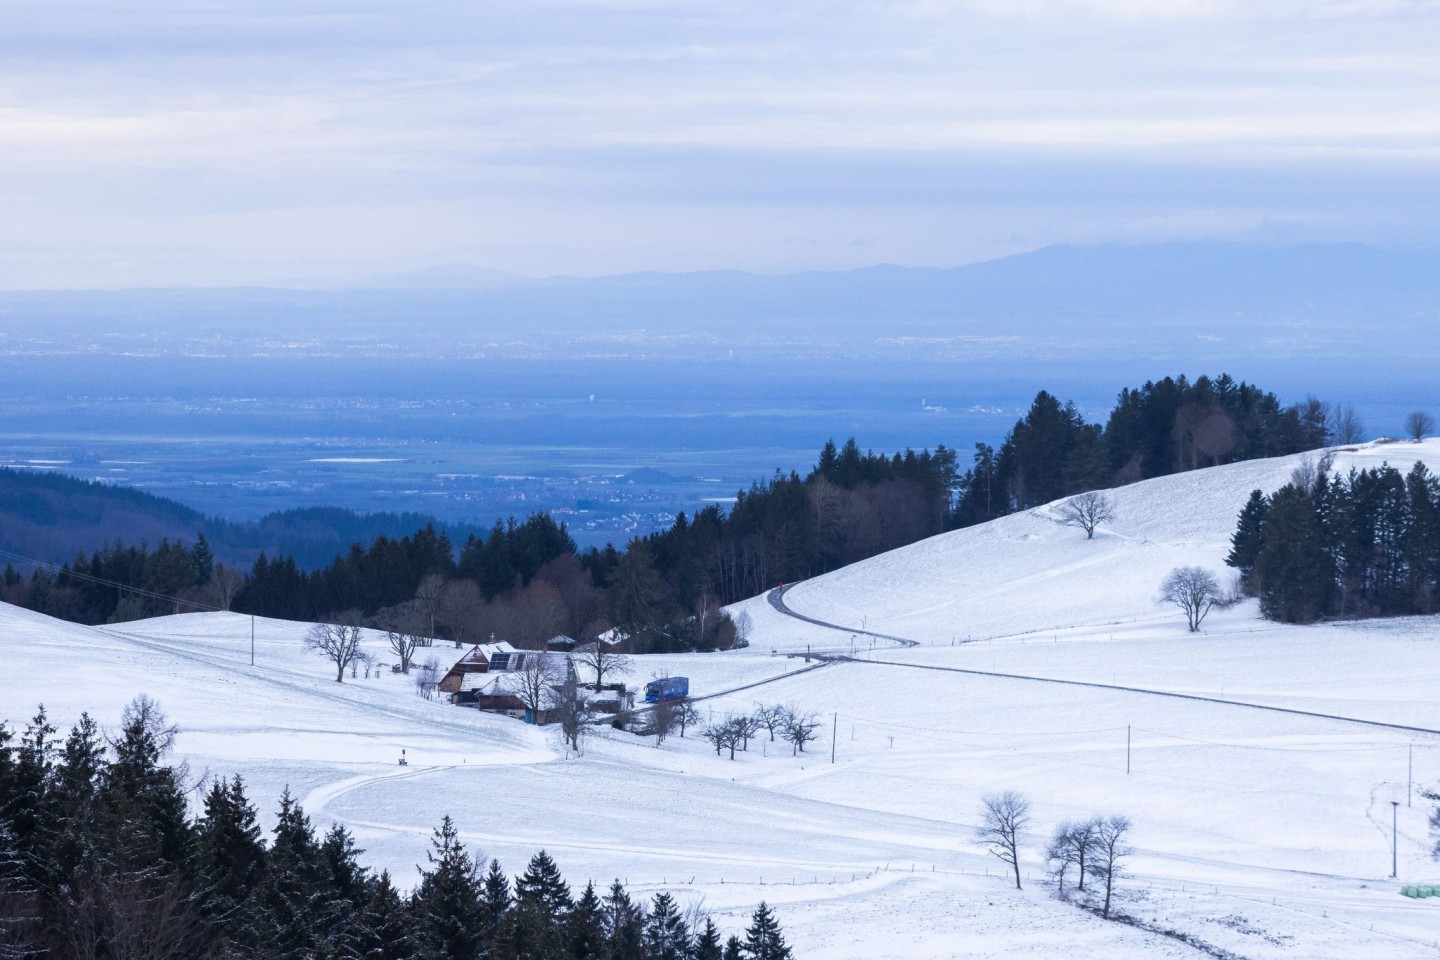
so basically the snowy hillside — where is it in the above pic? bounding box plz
[6,440,1440,958]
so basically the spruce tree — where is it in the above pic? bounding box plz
[643,892,690,960]
[602,880,644,960]
[253,788,330,960]
[567,881,605,959]
[694,918,724,960]
[354,870,414,960]
[411,816,487,960]
[481,857,512,940]
[1255,485,1333,623]
[1225,489,1270,593]
[195,775,267,934]
[741,902,792,960]
[723,935,744,960]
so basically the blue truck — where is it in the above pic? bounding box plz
[644,676,689,702]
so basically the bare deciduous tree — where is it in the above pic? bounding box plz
[976,790,1030,890]
[436,578,484,647]
[781,710,821,755]
[374,601,429,674]
[414,656,441,700]
[1328,404,1365,445]
[1086,816,1132,919]
[1159,566,1222,632]
[414,572,446,639]
[205,563,244,611]
[304,616,364,682]
[551,658,594,752]
[675,698,701,738]
[1055,491,1116,540]
[1046,818,1099,896]
[506,652,560,722]
[1406,410,1435,442]
[755,704,788,742]
[732,610,753,648]
[575,642,632,691]
[648,696,679,746]
[703,718,742,759]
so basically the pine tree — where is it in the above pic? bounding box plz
[602,880,644,960]
[515,849,572,919]
[1255,485,1333,623]
[723,935,744,960]
[253,788,330,960]
[481,857,512,941]
[1225,489,1270,594]
[411,816,487,960]
[195,775,267,934]
[694,918,724,960]
[740,902,792,960]
[353,870,414,960]
[643,892,690,960]
[567,881,605,959]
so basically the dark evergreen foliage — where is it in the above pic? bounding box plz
[1228,461,1440,623]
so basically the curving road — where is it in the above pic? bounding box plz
[764,586,1440,738]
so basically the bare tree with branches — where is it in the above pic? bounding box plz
[506,652,560,723]
[551,658,594,752]
[1086,816,1132,919]
[781,710,822,755]
[374,601,429,674]
[304,616,364,683]
[1406,410,1435,442]
[1046,818,1098,896]
[648,696,679,746]
[703,718,742,759]
[1054,491,1116,540]
[1328,404,1365,445]
[414,657,442,700]
[1158,566,1222,632]
[575,642,632,691]
[436,578,483,648]
[977,791,1030,890]
[755,704,788,742]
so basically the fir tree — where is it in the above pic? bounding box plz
[353,870,414,960]
[694,918,724,960]
[411,816,487,960]
[741,902,792,960]
[567,881,605,959]
[643,892,690,960]
[602,880,644,960]
[723,935,744,960]
[195,774,267,940]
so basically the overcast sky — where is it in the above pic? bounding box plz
[2,0,1439,287]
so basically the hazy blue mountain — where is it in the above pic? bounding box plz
[0,468,486,569]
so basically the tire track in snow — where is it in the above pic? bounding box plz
[765,588,1440,739]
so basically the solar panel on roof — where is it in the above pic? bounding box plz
[488,652,511,671]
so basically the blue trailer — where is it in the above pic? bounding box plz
[644,676,689,702]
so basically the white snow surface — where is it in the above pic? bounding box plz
[7,439,1440,958]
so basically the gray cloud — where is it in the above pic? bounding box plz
[1,0,1437,286]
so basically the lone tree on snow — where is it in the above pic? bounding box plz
[976,790,1030,890]
[1055,491,1116,540]
[304,616,365,682]
[1159,566,1222,632]
[1406,410,1435,442]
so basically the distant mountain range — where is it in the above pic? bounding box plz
[0,468,486,570]
[1,242,1436,362]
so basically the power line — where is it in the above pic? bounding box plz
[0,546,220,613]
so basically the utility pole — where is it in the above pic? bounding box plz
[1391,800,1399,878]
[1126,725,1131,775]
[831,713,837,764]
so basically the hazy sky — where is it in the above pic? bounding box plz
[3,0,1439,287]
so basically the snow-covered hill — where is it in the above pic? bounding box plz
[6,440,1440,958]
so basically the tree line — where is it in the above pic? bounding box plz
[0,699,794,960]
[1226,457,1440,623]
[954,374,1336,526]
[3,373,1340,652]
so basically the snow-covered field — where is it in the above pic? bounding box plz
[6,439,1440,958]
